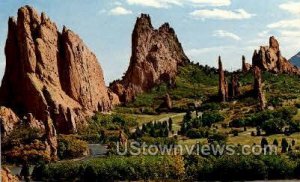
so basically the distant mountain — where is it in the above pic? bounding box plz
[290,52,300,68]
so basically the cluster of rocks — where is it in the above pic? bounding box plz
[219,56,266,110]
[110,14,189,103]
[247,36,299,74]
[0,6,119,159]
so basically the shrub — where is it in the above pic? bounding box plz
[58,135,89,159]
[262,118,285,135]
[186,128,210,139]
[230,119,245,128]
[202,111,224,127]
[261,155,296,179]
[137,136,177,146]
[208,133,228,143]
[199,102,221,112]
[211,155,267,181]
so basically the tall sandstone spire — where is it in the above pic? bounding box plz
[110,14,189,103]
[0,6,119,135]
[242,55,251,72]
[253,66,266,110]
[218,56,227,102]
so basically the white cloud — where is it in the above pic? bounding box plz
[267,19,300,29]
[213,30,241,41]
[126,0,180,8]
[114,1,122,6]
[280,30,300,37]
[188,0,231,7]
[258,30,270,38]
[279,1,300,15]
[109,6,133,15]
[190,9,255,20]
[126,0,231,9]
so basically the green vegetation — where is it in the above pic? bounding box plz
[32,154,300,181]
[116,63,219,114]
[32,155,185,181]
[180,110,225,139]
[78,113,138,144]
[2,126,51,164]
[57,135,89,160]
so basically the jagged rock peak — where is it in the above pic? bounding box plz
[0,5,119,138]
[135,13,153,29]
[110,14,189,103]
[252,36,300,74]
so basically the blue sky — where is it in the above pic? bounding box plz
[0,0,300,84]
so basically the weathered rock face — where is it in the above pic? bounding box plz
[252,36,300,74]
[218,56,228,102]
[242,55,251,72]
[253,66,266,110]
[0,6,118,135]
[1,167,19,182]
[110,14,189,103]
[0,106,19,137]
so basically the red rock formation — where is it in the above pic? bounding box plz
[228,74,240,99]
[110,14,189,103]
[1,167,19,182]
[0,107,19,137]
[242,55,251,72]
[252,36,300,74]
[0,6,118,136]
[218,56,228,102]
[253,66,266,110]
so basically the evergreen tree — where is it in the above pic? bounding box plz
[281,138,289,153]
[168,118,173,131]
[261,138,268,149]
[273,139,279,146]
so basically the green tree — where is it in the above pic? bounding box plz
[273,139,279,146]
[168,118,173,131]
[281,138,289,153]
[261,138,269,149]
[262,118,285,135]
